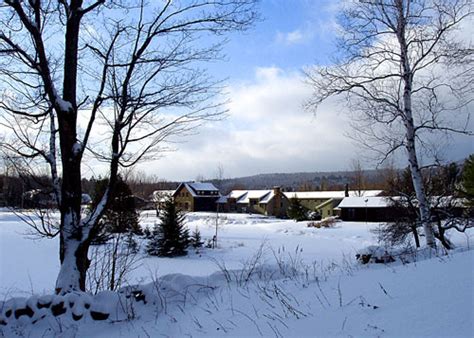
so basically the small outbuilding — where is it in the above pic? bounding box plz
[336,196,396,222]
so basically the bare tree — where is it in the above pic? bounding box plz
[0,0,257,293]
[306,0,473,248]
[215,162,225,182]
[350,159,367,196]
[214,162,225,189]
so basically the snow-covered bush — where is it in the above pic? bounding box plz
[308,217,338,229]
[307,211,322,221]
[356,246,395,264]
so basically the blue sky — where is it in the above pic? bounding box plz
[123,0,473,181]
[213,0,338,81]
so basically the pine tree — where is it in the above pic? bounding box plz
[147,197,189,257]
[190,227,204,249]
[461,155,474,206]
[91,177,141,239]
[125,231,139,254]
[287,197,308,221]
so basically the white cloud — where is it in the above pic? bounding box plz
[254,66,281,82]
[87,65,472,181]
[275,29,305,45]
[140,67,359,181]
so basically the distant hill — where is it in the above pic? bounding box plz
[208,169,388,194]
[121,169,389,198]
[102,157,470,199]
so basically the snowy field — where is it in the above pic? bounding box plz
[1,210,384,298]
[0,209,473,337]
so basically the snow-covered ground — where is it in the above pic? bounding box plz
[0,210,473,337]
[0,210,383,297]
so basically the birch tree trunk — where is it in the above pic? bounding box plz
[396,0,436,248]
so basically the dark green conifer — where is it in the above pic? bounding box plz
[287,197,308,221]
[147,197,189,257]
[190,227,204,249]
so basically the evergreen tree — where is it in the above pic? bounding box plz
[125,231,139,254]
[91,176,141,240]
[190,227,204,249]
[287,197,308,221]
[460,155,474,206]
[147,197,189,257]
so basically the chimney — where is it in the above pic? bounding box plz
[344,183,349,197]
[273,186,281,195]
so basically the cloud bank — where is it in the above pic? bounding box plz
[137,67,359,181]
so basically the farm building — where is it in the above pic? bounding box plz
[336,196,395,222]
[173,182,220,212]
[284,190,382,218]
[219,187,289,217]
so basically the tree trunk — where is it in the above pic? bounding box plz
[55,5,90,293]
[434,215,453,250]
[55,211,91,293]
[411,224,420,248]
[405,135,436,248]
[397,0,436,248]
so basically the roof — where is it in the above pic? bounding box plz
[187,182,219,192]
[237,190,271,204]
[284,190,382,200]
[152,190,175,203]
[225,190,278,204]
[242,190,271,202]
[174,182,219,198]
[337,197,391,208]
[337,195,467,209]
[216,195,228,204]
[259,191,275,204]
[314,198,335,209]
[227,190,249,199]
